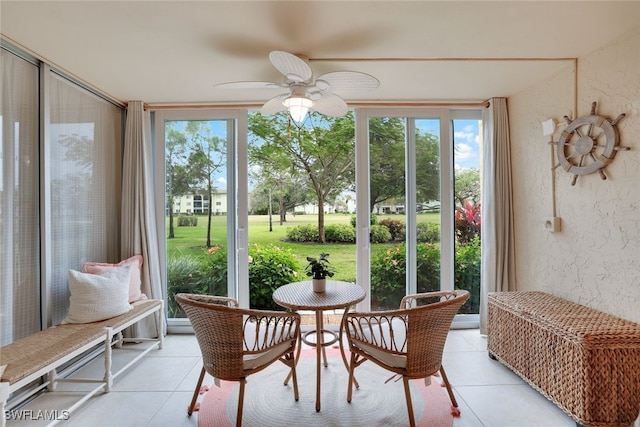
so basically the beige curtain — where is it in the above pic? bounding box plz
[122,101,165,336]
[480,98,517,335]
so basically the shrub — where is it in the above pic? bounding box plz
[416,243,441,294]
[454,236,481,314]
[370,240,480,314]
[350,213,378,228]
[166,254,210,318]
[370,224,392,243]
[416,222,440,243]
[324,224,356,243]
[285,224,319,242]
[370,243,441,311]
[202,245,228,297]
[177,215,198,226]
[379,218,405,241]
[172,244,302,312]
[370,245,407,310]
[455,200,481,244]
[248,244,301,310]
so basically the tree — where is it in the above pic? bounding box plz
[368,118,441,212]
[165,127,190,239]
[415,129,440,203]
[248,112,355,243]
[249,176,311,220]
[183,121,226,248]
[248,142,311,226]
[454,168,480,206]
[368,117,406,212]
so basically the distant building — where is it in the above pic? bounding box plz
[171,191,227,215]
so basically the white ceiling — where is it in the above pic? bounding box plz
[2,1,639,107]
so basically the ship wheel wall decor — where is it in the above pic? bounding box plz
[550,101,629,186]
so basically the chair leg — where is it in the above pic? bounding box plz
[402,376,416,427]
[346,351,357,403]
[288,351,300,401]
[188,366,206,416]
[439,366,459,408]
[236,378,246,427]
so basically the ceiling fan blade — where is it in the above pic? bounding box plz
[269,51,313,83]
[312,93,349,117]
[261,94,288,115]
[214,81,283,89]
[316,71,380,94]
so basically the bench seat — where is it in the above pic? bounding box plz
[0,299,164,426]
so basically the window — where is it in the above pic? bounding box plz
[0,43,125,343]
[0,48,40,344]
[48,72,123,325]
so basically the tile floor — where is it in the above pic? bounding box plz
[8,329,581,427]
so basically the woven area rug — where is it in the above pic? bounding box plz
[197,347,455,427]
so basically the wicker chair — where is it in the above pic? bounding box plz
[175,293,300,427]
[344,290,469,427]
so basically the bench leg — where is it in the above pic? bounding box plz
[156,301,165,350]
[103,327,114,392]
[1,382,10,427]
[115,331,123,348]
[48,369,58,391]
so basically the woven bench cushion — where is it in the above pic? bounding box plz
[0,299,161,386]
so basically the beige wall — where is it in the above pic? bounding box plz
[508,25,640,324]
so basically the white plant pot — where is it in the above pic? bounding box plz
[312,279,326,293]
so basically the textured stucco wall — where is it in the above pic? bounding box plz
[508,26,640,324]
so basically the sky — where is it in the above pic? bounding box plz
[416,118,481,172]
[453,120,481,171]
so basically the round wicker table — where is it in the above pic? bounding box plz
[273,280,365,412]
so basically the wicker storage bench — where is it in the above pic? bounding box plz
[0,299,164,427]
[488,291,640,427]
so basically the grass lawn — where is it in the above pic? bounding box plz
[166,213,440,282]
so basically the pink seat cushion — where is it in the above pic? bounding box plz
[83,254,147,303]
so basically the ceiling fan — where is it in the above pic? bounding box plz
[215,51,380,123]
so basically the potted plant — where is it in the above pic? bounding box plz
[305,252,335,293]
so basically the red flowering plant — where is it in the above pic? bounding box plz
[454,200,481,245]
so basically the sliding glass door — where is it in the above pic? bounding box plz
[357,109,481,319]
[154,110,248,322]
[155,108,480,327]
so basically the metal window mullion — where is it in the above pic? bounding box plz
[232,112,249,307]
[40,63,53,329]
[354,109,371,312]
[405,118,417,296]
[439,111,454,292]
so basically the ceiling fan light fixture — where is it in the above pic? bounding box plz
[283,96,313,123]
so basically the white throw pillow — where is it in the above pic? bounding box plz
[63,266,133,324]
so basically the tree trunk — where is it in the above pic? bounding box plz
[206,210,212,247]
[317,197,325,243]
[206,190,213,248]
[279,196,285,225]
[268,187,273,232]
[169,208,175,239]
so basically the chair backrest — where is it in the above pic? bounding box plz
[401,290,469,376]
[175,293,247,380]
